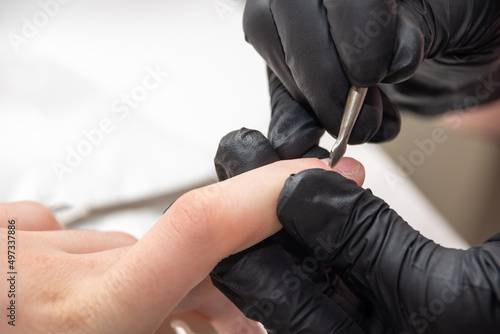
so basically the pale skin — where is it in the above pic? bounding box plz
[439,98,500,140]
[0,158,365,334]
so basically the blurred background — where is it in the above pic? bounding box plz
[0,0,270,237]
[1,0,497,249]
[381,112,500,246]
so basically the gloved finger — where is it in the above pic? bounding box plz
[214,128,280,181]
[267,0,385,144]
[324,0,397,86]
[243,0,306,105]
[301,146,330,159]
[369,88,401,143]
[325,0,427,86]
[269,231,369,326]
[277,169,500,333]
[381,3,426,84]
[245,1,398,144]
[269,68,399,153]
[380,1,500,114]
[267,68,325,159]
[213,125,330,179]
[276,169,424,331]
[211,239,366,334]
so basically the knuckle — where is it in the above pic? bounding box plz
[12,201,61,230]
[170,187,218,246]
[23,201,53,215]
[26,202,61,230]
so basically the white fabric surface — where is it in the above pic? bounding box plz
[0,0,468,248]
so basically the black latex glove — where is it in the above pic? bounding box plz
[244,0,500,147]
[276,168,500,333]
[211,128,389,333]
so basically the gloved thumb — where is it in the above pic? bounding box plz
[276,168,500,334]
[214,128,280,181]
[276,168,422,330]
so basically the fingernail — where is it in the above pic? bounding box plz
[321,157,360,174]
[334,158,362,176]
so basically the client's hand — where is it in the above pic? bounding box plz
[1,158,354,334]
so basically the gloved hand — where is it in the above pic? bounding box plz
[244,0,500,148]
[273,168,500,333]
[211,129,500,333]
[211,128,390,333]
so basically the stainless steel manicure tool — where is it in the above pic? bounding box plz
[328,86,368,168]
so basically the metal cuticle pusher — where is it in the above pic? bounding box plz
[328,86,368,168]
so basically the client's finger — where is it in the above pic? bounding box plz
[97,159,340,332]
[329,157,365,187]
[173,277,264,334]
[0,201,63,231]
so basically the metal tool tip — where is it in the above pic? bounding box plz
[328,141,347,168]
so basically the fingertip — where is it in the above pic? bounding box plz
[324,0,397,86]
[320,157,365,186]
[333,157,366,186]
[0,201,63,231]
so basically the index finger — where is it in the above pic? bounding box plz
[95,158,333,332]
